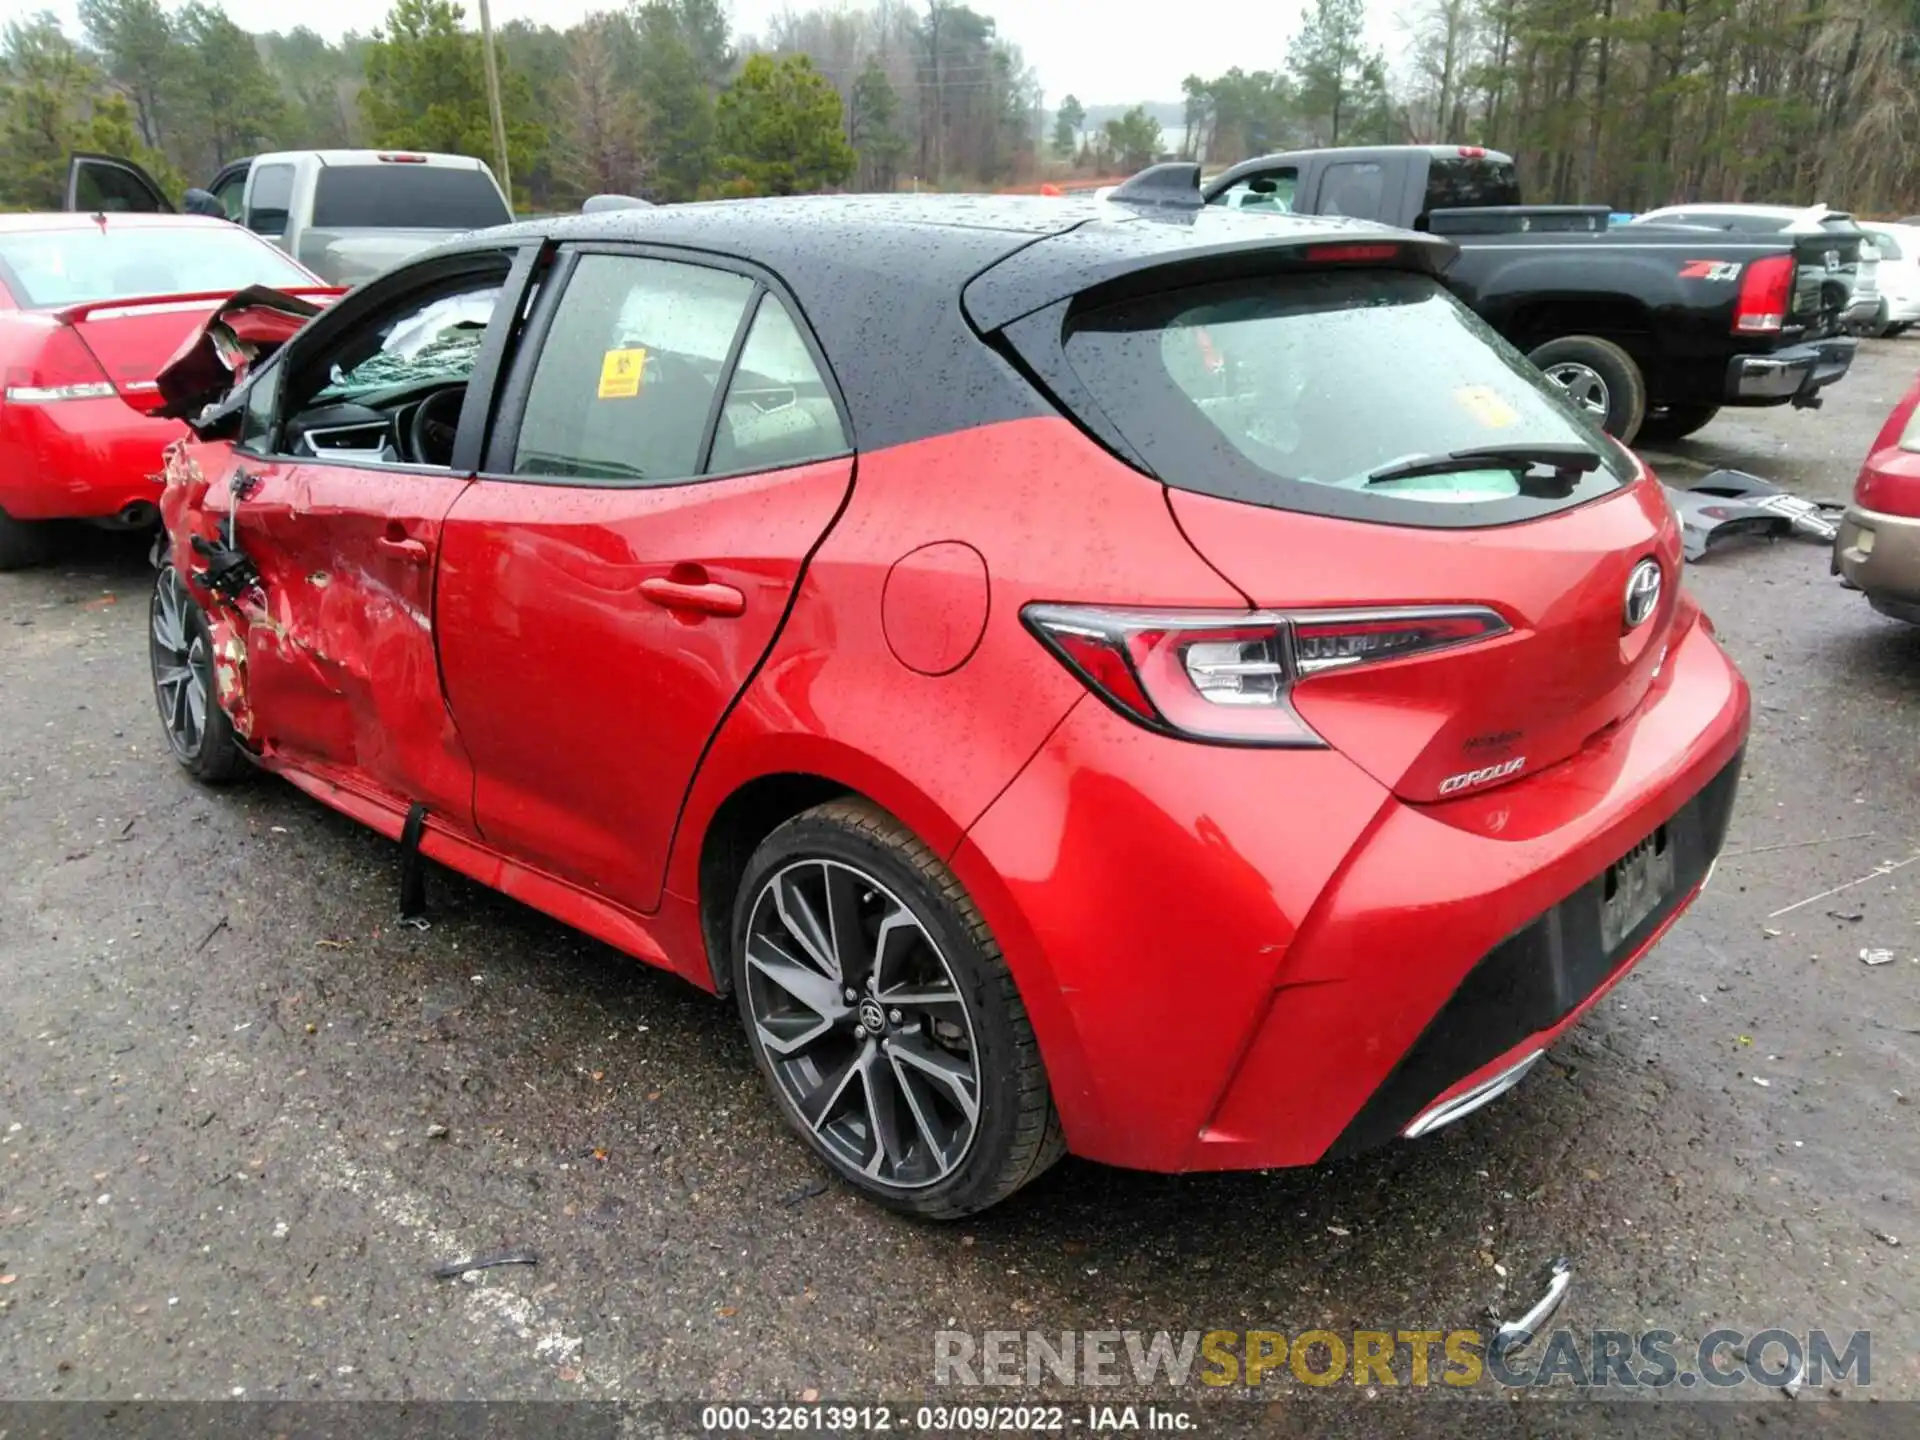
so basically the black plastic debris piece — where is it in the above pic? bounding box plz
[431,1247,538,1280]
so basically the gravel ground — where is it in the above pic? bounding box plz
[1,339,1915,1427]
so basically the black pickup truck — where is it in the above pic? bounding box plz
[1115,145,1860,444]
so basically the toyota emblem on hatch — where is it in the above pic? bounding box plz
[1624,558,1663,630]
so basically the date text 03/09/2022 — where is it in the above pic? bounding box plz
[698,1404,1196,1433]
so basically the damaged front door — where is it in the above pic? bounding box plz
[197,250,527,830]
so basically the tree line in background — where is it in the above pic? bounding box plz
[1166,0,1920,213]
[0,0,1042,212]
[2,0,1915,217]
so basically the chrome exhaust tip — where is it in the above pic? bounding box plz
[1402,1048,1545,1140]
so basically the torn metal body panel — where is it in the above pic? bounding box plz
[158,435,474,819]
[1663,469,1842,561]
[149,285,342,425]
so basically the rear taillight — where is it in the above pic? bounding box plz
[1023,604,1510,746]
[4,324,115,403]
[1899,399,1920,455]
[1732,254,1795,334]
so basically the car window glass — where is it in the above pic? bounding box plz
[1868,230,1902,260]
[1319,162,1384,219]
[311,285,500,406]
[312,165,511,230]
[1210,170,1297,213]
[238,364,281,455]
[512,254,755,483]
[1062,270,1630,526]
[1422,156,1520,212]
[74,161,164,213]
[707,293,847,475]
[247,164,295,237]
[213,171,248,222]
[0,225,312,307]
[278,256,512,467]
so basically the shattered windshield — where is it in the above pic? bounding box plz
[314,286,500,403]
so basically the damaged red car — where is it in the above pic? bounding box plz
[147,198,1750,1216]
[0,210,332,568]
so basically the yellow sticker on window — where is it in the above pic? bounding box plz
[1453,384,1519,429]
[598,347,647,399]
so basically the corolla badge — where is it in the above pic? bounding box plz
[1439,756,1527,795]
[1624,559,1662,630]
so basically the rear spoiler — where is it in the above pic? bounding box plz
[52,285,344,328]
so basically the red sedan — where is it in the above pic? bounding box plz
[147,197,1750,1215]
[0,211,327,568]
[1833,371,1920,622]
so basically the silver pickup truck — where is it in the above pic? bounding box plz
[64,150,512,287]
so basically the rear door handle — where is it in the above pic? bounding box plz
[639,576,746,617]
[376,535,431,564]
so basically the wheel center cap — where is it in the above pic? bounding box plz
[856,997,887,1035]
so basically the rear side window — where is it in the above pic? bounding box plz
[512,254,756,483]
[1319,162,1385,219]
[247,163,295,236]
[313,166,511,231]
[1869,230,1903,260]
[1060,270,1632,527]
[708,294,848,473]
[1422,156,1521,212]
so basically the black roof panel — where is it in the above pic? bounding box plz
[447,195,1450,451]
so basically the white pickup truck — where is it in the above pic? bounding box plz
[64,150,512,287]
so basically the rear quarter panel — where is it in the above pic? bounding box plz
[663,419,1251,1113]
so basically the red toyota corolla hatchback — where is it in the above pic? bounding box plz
[0,211,330,568]
[146,195,1750,1215]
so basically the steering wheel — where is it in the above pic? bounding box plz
[407,386,466,467]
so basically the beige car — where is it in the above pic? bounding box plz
[1833,375,1920,624]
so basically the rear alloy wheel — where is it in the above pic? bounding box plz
[1634,404,1720,444]
[732,799,1063,1217]
[1528,335,1648,443]
[0,505,55,571]
[150,564,244,782]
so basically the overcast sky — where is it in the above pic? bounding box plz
[4,0,1419,108]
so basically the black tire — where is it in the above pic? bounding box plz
[1634,404,1721,445]
[0,505,55,571]
[149,564,246,783]
[1887,323,1911,339]
[1527,335,1648,443]
[731,797,1064,1218]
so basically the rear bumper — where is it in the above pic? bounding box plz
[1833,503,1920,623]
[1725,337,1855,407]
[957,614,1750,1172]
[0,397,177,522]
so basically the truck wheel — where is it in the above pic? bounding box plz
[0,505,56,571]
[1635,405,1720,444]
[1528,336,1647,443]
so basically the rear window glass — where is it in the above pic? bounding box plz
[1423,156,1521,212]
[312,165,510,231]
[1061,270,1631,528]
[0,225,313,308]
